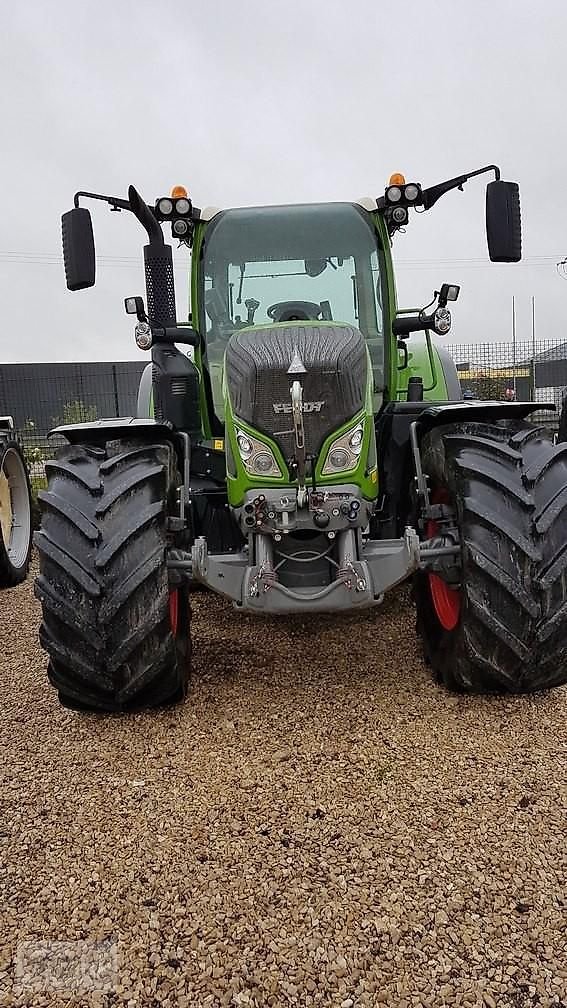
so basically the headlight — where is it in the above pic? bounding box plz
[386,185,402,203]
[235,428,282,477]
[322,420,365,475]
[433,307,452,335]
[173,219,190,237]
[404,183,420,201]
[349,427,363,452]
[157,198,173,215]
[253,451,277,474]
[237,433,253,459]
[175,197,191,215]
[134,323,152,351]
[328,447,350,470]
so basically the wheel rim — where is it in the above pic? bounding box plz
[0,447,31,568]
[169,589,179,636]
[426,489,461,632]
[0,470,11,547]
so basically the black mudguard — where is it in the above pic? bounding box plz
[50,417,177,445]
[415,400,554,431]
[374,400,555,538]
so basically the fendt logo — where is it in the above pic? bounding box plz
[273,401,325,415]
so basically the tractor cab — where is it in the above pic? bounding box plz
[199,201,387,422]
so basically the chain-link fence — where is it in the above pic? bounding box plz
[1,362,146,495]
[2,342,565,498]
[446,340,567,429]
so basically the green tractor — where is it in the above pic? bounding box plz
[0,417,32,588]
[35,165,567,710]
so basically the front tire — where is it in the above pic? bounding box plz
[415,420,567,693]
[0,434,32,587]
[35,438,191,711]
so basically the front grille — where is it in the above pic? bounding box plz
[225,324,367,460]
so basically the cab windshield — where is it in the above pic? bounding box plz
[200,202,385,420]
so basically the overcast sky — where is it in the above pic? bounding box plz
[2,0,567,362]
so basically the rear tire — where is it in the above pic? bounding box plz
[415,420,567,693]
[34,438,191,711]
[0,434,32,587]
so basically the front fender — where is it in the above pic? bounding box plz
[50,417,175,445]
[136,362,154,419]
[415,400,555,432]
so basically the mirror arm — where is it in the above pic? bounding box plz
[73,190,131,212]
[393,312,433,337]
[151,325,199,347]
[128,185,164,245]
[73,188,164,245]
[421,164,501,211]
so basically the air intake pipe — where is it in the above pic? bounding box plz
[143,245,177,329]
[128,185,177,329]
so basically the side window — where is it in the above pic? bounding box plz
[368,249,384,399]
[202,275,228,422]
[371,250,383,334]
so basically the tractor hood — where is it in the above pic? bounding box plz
[224,322,367,461]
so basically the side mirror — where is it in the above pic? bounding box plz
[61,208,95,290]
[438,283,460,307]
[125,296,147,322]
[486,180,522,262]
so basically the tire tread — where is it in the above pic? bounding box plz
[415,420,567,693]
[35,439,190,710]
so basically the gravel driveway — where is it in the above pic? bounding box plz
[1,564,566,1008]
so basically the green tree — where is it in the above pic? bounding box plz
[53,400,98,427]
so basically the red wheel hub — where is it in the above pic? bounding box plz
[169,589,179,636]
[426,490,461,632]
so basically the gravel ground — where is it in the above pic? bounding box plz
[1,562,566,1008]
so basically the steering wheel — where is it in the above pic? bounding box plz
[267,300,326,322]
